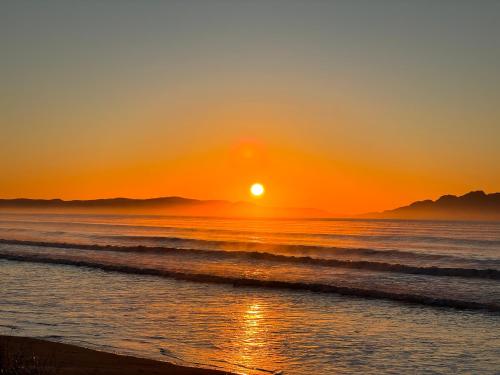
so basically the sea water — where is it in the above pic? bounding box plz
[0,213,499,374]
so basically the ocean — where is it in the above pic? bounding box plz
[0,212,499,374]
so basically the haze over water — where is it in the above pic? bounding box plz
[1,212,499,374]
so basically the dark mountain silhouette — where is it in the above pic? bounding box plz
[363,191,500,220]
[0,196,329,218]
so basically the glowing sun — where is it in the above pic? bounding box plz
[250,183,265,197]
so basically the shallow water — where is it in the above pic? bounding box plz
[0,213,499,374]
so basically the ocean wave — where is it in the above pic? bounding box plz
[1,238,499,280]
[0,252,498,313]
[1,219,499,246]
[99,235,467,260]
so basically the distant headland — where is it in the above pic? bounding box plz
[363,191,500,221]
[0,196,328,218]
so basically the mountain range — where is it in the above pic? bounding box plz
[363,191,500,220]
[0,191,498,220]
[0,196,328,218]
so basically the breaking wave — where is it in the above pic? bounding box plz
[0,252,498,313]
[0,238,498,280]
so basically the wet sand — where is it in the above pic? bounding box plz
[0,335,234,375]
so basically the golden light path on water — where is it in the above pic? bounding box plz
[224,301,276,375]
[239,303,266,373]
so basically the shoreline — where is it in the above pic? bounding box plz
[0,335,234,375]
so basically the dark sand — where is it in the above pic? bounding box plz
[0,335,234,374]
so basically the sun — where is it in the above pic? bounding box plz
[250,183,265,197]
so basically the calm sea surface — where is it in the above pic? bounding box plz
[0,213,499,374]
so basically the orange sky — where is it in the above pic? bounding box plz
[1,1,499,215]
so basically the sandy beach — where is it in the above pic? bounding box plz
[0,335,233,375]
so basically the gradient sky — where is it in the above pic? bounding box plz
[1,0,499,214]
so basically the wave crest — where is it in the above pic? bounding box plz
[0,252,498,313]
[1,238,498,280]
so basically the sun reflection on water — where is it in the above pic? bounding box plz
[228,301,276,375]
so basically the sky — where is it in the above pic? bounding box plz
[1,0,499,214]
